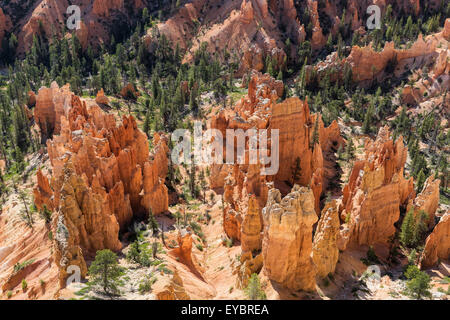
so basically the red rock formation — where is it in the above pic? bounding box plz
[234,251,263,289]
[34,82,72,142]
[420,212,450,269]
[141,133,169,215]
[93,0,124,17]
[16,0,70,54]
[212,72,342,245]
[33,85,169,288]
[4,0,150,54]
[443,18,450,40]
[170,229,194,268]
[27,91,36,108]
[345,34,437,82]
[307,0,326,51]
[313,200,340,278]
[0,8,7,48]
[407,176,440,228]
[241,194,262,253]
[155,270,191,300]
[145,0,302,74]
[95,89,109,105]
[262,185,318,291]
[338,126,415,250]
[120,83,140,99]
[33,169,53,211]
[0,190,60,299]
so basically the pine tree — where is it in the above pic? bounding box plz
[400,209,415,247]
[404,265,432,299]
[345,138,355,161]
[291,157,301,185]
[416,169,426,193]
[244,274,266,300]
[326,34,333,52]
[412,210,428,245]
[265,56,273,77]
[147,208,159,235]
[126,241,141,264]
[277,70,283,80]
[88,249,124,296]
[363,101,374,134]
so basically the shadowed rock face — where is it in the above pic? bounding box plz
[262,185,318,291]
[0,8,12,50]
[420,212,450,269]
[33,83,169,288]
[338,126,415,250]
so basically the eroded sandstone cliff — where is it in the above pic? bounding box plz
[338,126,415,250]
[33,83,169,288]
[420,212,450,269]
[262,185,318,291]
[312,200,340,278]
[212,72,342,247]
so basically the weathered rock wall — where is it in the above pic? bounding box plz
[262,185,318,291]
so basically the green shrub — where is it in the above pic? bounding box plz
[39,205,52,223]
[126,236,153,267]
[361,246,380,265]
[22,279,28,291]
[441,276,450,284]
[244,274,266,300]
[404,265,432,299]
[13,259,35,273]
[138,277,156,294]
[224,238,233,248]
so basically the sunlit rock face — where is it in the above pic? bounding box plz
[338,126,415,250]
[262,185,318,291]
[211,72,343,247]
[420,212,450,269]
[313,200,340,279]
[33,84,169,288]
